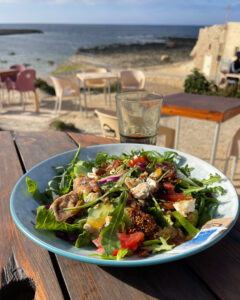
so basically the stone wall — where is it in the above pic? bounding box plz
[191,22,240,81]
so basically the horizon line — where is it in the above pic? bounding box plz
[0,22,212,26]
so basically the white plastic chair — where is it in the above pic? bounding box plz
[120,69,145,91]
[224,128,240,180]
[50,76,81,115]
[95,109,175,148]
[84,68,108,104]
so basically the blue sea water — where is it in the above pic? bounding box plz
[0,24,202,76]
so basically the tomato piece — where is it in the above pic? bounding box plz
[118,232,144,251]
[93,232,144,255]
[162,182,175,193]
[112,248,119,256]
[128,156,146,167]
[160,193,186,202]
[162,202,175,210]
[92,235,102,248]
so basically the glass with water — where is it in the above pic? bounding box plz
[115,92,163,145]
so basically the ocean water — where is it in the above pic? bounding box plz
[0,24,202,76]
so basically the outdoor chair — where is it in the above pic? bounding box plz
[0,64,26,105]
[95,109,175,148]
[224,128,240,180]
[5,69,38,111]
[120,69,145,91]
[50,76,81,115]
[84,68,108,104]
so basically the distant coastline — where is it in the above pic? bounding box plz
[0,29,43,35]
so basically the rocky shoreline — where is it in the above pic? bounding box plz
[0,29,43,35]
[76,37,197,55]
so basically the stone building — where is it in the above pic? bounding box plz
[190,22,240,81]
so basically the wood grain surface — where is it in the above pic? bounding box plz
[13,131,216,300]
[0,132,64,300]
[163,93,240,122]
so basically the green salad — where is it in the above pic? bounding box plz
[27,146,225,260]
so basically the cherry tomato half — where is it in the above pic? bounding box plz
[128,156,146,167]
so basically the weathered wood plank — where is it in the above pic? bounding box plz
[15,131,216,300]
[187,217,240,300]
[67,132,118,147]
[0,132,64,300]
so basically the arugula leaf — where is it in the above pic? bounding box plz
[101,191,128,255]
[148,195,168,227]
[75,231,93,247]
[163,151,178,162]
[172,211,199,236]
[178,164,194,177]
[36,206,84,232]
[197,207,211,227]
[48,145,82,196]
[206,186,226,196]
[64,186,125,212]
[143,237,174,253]
[94,151,108,167]
[88,253,117,260]
[142,150,163,162]
[74,160,93,176]
[201,173,221,186]
[26,177,52,205]
[176,169,199,187]
[181,186,206,195]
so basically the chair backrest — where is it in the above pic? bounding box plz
[15,69,36,92]
[227,128,240,157]
[50,76,80,98]
[85,68,107,85]
[10,64,26,72]
[120,69,145,91]
[95,109,120,139]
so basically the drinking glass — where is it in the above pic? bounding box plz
[115,91,163,145]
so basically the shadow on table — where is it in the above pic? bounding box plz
[100,260,206,299]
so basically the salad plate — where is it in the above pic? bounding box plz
[10,144,239,266]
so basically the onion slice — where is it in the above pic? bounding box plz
[137,162,147,172]
[98,174,122,184]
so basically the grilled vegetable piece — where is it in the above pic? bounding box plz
[50,191,83,222]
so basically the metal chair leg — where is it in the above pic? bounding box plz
[223,157,229,174]
[57,97,63,115]
[54,97,58,112]
[79,94,82,112]
[231,156,238,181]
[104,87,107,105]
[20,92,25,110]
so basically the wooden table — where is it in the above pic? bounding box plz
[1,131,240,299]
[163,93,240,165]
[0,69,19,78]
[77,72,119,117]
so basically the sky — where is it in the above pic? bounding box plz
[0,0,239,25]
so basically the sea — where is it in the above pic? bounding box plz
[0,24,203,76]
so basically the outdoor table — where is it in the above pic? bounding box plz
[1,130,239,300]
[163,93,240,165]
[76,72,119,117]
[0,69,19,79]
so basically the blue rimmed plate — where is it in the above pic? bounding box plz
[10,144,239,266]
